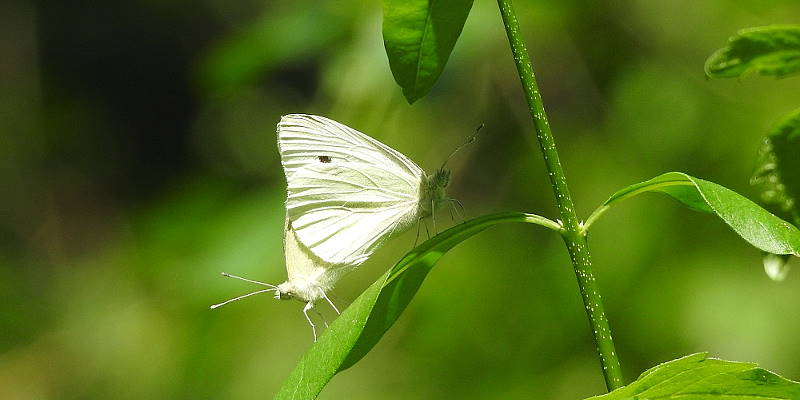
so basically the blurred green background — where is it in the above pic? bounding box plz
[2,0,800,398]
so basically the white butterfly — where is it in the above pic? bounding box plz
[213,114,463,340]
[277,114,452,265]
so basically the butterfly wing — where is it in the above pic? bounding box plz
[277,114,425,181]
[277,114,427,265]
[282,216,354,302]
[278,114,425,265]
[285,162,422,265]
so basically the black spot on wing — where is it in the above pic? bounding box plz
[318,155,332,163]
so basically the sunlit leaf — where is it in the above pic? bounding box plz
[705,25,800,79]
[587,172,800,256]
[586,353,800,399]
[274,212,559,400]
[382,0,474,104]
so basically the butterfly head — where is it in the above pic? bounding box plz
[423,123,482,214]
[275,282,295,300]
[274,280,327,302]
[275,274,332,304]
[432,167,451,187]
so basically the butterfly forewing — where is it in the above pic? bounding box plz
[277,114,428,266]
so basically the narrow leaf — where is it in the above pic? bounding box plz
[587,353,800,399]
[587,172,800,256]
[274,212,559,400]
[705,25,800,79]
[383,0,474,104]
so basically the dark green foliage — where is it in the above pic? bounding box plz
[705,25,800,79]
[752,108,800,226]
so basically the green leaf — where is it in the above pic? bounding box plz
[587,353,800,399]
[585,172,800,256]
[752,107,800,226]
[705,25,800,79]
[382,0,474,104]
[274,212,559,400]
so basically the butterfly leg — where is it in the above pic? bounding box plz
[322,292,341,315]
[303,301,318,342]
[449,198,465,222]
[431,199,437,234]
[313,308,329,328]
[414,218,422,247]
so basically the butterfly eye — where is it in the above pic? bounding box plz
[317,155,332,163]
[277,290,294,300]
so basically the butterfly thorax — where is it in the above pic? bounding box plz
[419,168,450,216]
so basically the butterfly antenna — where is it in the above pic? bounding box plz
[440,123,484,170]
[209,288,277,309]
[220,272,277,288]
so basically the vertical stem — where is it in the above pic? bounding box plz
[496,0,624,391]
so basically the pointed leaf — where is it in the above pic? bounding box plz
[274,212,559,400]
[587,353,800,399]
[705,25,800,79]
[588,172,800,256]
[382,0,474,104]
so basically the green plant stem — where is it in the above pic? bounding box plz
[496,0,624,391]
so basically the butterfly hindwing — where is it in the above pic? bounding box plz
[282,216,353,300]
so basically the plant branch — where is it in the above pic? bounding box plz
[496,0,624,391]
